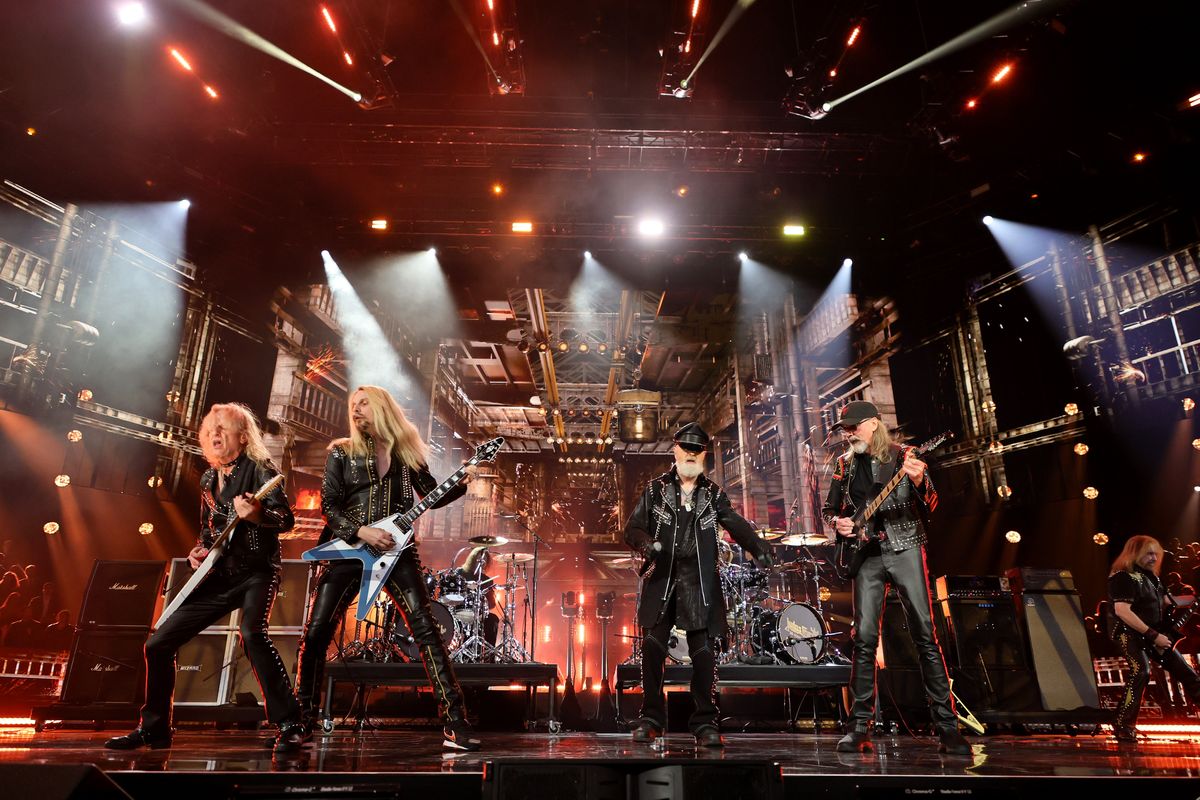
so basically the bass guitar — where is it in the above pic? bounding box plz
[155,473,285,629]
[832,431,953,580]
[302,437,503,620]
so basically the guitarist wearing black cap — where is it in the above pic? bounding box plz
[624,422,774,748]
[822,401,970,756]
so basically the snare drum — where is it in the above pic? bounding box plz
[390,600,456,661]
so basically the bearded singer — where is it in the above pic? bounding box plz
[823,401,969,755]
[106,403,305,754]
[623,422,774,748]
[294,386,479,751]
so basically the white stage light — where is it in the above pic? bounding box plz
[637,218,665,237]
[983,215,994,226]
[842,258,853,269]
[179,199,191,210]
[115,2,148,27]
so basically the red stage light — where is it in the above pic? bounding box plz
[511,221,533,233]
[992,63,1013,84]
[966,98,977,110]
[492,31,500,46]
[320,6,337,34]
[847,26,861,47]
[491,182,504,196]
[204,85,219,99]
[1132,152,1147,163]
[169,47,193,72]
[692,0,701,18]
[829,68,837,78]
[343,51,353,66]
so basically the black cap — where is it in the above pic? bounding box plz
[672,422,710,452]
[831,400,880,430]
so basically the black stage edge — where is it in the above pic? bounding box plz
[7,729,1200,800]
[614,662,851,689]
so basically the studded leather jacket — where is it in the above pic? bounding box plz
[821,443,937,553]
[624,468,770,636]
[199,453,294,574]
[318,437,467,547]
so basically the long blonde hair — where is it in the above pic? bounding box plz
[868,420,894,462]
[333,385,429,470]
[199,403,274,469]
[1110,535,1162,577]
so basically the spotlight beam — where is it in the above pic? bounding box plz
[682,0,758,89]
[163,0,362,102]
[822,0,1066,113]
[445,0,504,86]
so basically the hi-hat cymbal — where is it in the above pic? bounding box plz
[778,533,831,547]
[756,528,788,541]
[468,535,510,547]
[493,552,534,564]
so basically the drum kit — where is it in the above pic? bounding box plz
[613,529,847,667]
[346,535,536,664]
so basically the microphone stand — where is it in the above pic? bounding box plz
[499,513,552,663]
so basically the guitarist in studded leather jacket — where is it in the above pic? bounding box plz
[821,401,969,756]
[293,385,479,751]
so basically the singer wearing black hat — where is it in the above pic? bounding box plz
[822,401,969,756]
[623,422,774,748]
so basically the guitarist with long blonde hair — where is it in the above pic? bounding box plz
[294,386,480,751]
[822,401,969,756]
[106,403,305,753]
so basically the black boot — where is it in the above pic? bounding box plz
[632,719,662,743]
[694,725,724,748]
[273,722,308,754]
[938,727,971,755]
[443,720,482,752]
[836,728,873,753]
[1113,725,1139,744]
[104,728,172,750]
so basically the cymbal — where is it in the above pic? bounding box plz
[621,592,639,601]
[756,528,788,541]
[608,556,641,569]
[468,535,510,547]
[493,552,534,564]
[778,533,831,547]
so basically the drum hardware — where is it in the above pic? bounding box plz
[342,598,406,663]
[468,535,510,547]
[493,551,534,564]
[490,556,531,663]
[778,533,831,547]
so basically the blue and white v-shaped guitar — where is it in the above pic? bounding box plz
[302,437,504,620]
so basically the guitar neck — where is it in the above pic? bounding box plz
[857,470,905,523]
[395,458,478,528]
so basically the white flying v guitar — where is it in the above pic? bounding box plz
[302,437,503,620]
[155,473,285,629]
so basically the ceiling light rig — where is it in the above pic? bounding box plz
[659,0,706,98]
[464,0,526,95]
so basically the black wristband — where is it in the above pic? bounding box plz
[1142,628,1160,646]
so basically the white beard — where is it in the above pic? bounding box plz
[849,439,868,455]
[675,461,705,479]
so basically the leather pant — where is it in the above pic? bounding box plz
[295,553,467,726]
[141,568,298,735]
[846,542,957,732]
[1114,627,1200,729]
[640,592,719,732]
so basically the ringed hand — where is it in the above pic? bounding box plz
[901,454,927,485]
[188,546,210,570]
[358,526,395,550]
[233,492,264,523]
[834,517,856,537]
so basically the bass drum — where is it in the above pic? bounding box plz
[390,600,457,661]
[752,603,827,664]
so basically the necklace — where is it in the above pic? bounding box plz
[680,483,696,511]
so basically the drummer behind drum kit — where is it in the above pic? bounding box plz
[344,535,536,664]
[616,530,849,668]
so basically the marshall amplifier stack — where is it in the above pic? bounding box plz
[59,560,167,706]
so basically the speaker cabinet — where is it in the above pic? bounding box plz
[60,629,147,705]
[77,561,166,629]
[229,633,301,703]
[1017,591,1100,710]
[173,631,236,706]
[936,597,1028,671]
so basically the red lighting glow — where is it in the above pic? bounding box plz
[1189,92,1200,108]
[169,48,194,72]
[992,63,1013,84]
[204,85,219,99]
[321,6,337,34]
[511,221,533,233]
[684,38,691,54]
[487,0,495,9]
[491,182,505,196]
[829,68,837,78]
[493,31,500,46]
[543,625,551,643]
[692,0,700,18]
[966,98,977,109]
[1132,152,1147,163]
[846,26,861,47]
[343,51,353,66]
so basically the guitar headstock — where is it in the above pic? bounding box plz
[915,430,954,456]
[472,437,505,463]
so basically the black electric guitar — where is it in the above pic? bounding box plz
[832,431,953,580]
[1148,600,1195,665]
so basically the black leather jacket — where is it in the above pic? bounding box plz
[318,438,467,546]
[199,452,294,574]
[624,468,770,636]
[821,443,937,553]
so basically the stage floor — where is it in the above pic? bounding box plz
[3,726,1200,797]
